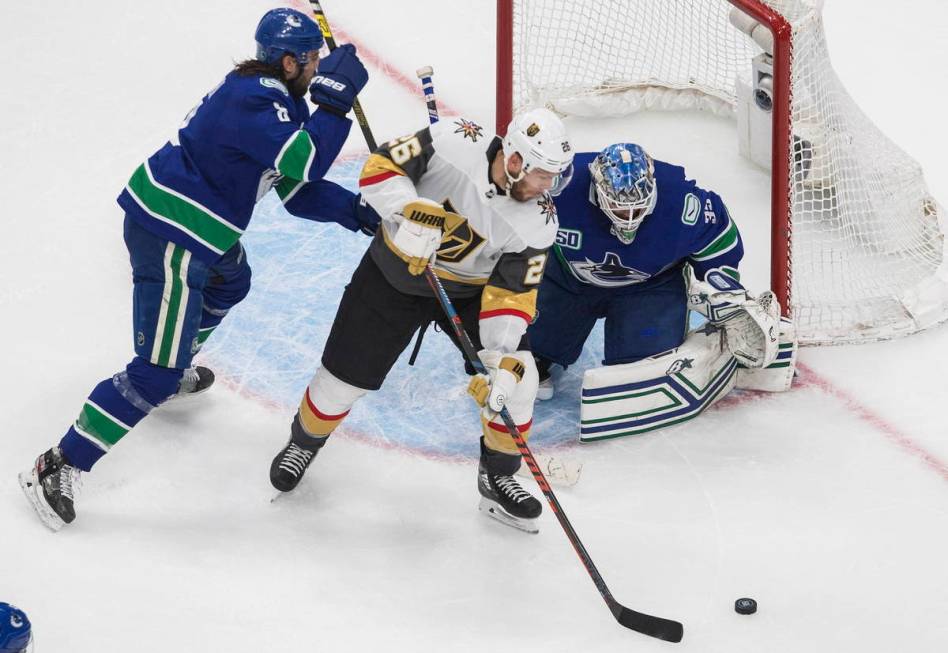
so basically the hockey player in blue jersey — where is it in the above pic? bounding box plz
[528,143,795,440]
[19,7,377,530]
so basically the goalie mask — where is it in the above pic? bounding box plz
[0,603,32,653]
[503,107,574,195]
[590,143,657,244]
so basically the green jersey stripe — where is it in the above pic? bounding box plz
[275,177,304,203]
[275,130,316,181]
[126,163,243,254]
[692,217,739,262]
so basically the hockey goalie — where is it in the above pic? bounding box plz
[527,143,797,441]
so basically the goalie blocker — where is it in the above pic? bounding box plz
[579,317,796,442]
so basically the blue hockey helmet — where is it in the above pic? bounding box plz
[589,143,657,243]
[0,603,32,653]
[254,8,324,66]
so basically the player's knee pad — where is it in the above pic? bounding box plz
[204,243,252,313]
[735,317,797,392]
[298,366,368,436]
[116,356,184,410]
[579,328,737,442]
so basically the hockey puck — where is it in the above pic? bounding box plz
[735,598,757,615]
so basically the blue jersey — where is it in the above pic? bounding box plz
[551,153,744,290]
[118,71,357,262]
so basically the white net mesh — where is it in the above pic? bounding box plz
[508,0,948,344]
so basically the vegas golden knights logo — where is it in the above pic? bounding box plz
[526,123,540,137]
[437,199,485,263]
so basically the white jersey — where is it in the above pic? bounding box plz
[358,117,559,352]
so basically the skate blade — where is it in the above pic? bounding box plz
[478,497,539,534]
[18,471,65,532]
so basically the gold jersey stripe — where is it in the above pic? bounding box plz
[481,285,538,319]
[360,153,407,181]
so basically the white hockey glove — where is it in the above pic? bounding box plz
[467,350,525,413]
[689,271,780,369]
[391,199,450,275]
[720,291,781,368]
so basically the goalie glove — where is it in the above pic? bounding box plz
[467,350,525,413]
[689,270,780,369]
[391,199,452,275]
[720,291,780,368]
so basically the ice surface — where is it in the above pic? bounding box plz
[1,1,947,651]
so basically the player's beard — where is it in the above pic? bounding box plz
[287,73,310,99]
[509,179,541,202]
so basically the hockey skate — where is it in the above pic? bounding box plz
[270,417,327,492]
[175,366,215,397]
[19,447,81,531]
[478,460,543,534]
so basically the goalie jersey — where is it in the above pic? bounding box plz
[358,118,558,353]
[552,152,744,289]
[117,71,360,263]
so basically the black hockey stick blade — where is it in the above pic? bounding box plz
[611,602,684,643]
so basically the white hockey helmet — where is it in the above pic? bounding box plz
[502,107,574,192]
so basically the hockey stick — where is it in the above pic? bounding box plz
[423,268,683,642]
[414,66,582,488]
[306,0,377,151]
[336,50,676,637]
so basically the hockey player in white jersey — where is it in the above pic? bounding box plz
[267,108,574,532]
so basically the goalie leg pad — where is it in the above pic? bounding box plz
[580,328,737,442]
[298,366,368,437]
[482,351,537,455]
[735,317,798,392]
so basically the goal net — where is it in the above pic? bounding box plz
[496,0,947,344]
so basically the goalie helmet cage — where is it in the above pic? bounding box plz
[496,0,948,345]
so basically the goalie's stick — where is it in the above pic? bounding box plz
[414,65,582,488]
[306,0,377,151]
[423,267,683,642]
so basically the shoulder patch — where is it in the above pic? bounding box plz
[259,77,289,96]
[556,228,583,250]
[537,194,558,225]
[681,193,701,225]
[452,118,484,142]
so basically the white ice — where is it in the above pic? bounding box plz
[1,1,947,651]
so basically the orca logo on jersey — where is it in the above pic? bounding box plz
[311,75,347,92]
[436,199,485,264]
[666,357,694,375]
[573,252,650,286]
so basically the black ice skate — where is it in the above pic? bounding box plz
[175,366,215,397]
[478,449,543,534]
[19,447,81,532]
[270,415,327,492]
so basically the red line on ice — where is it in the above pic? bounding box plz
[796,362,948,483]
